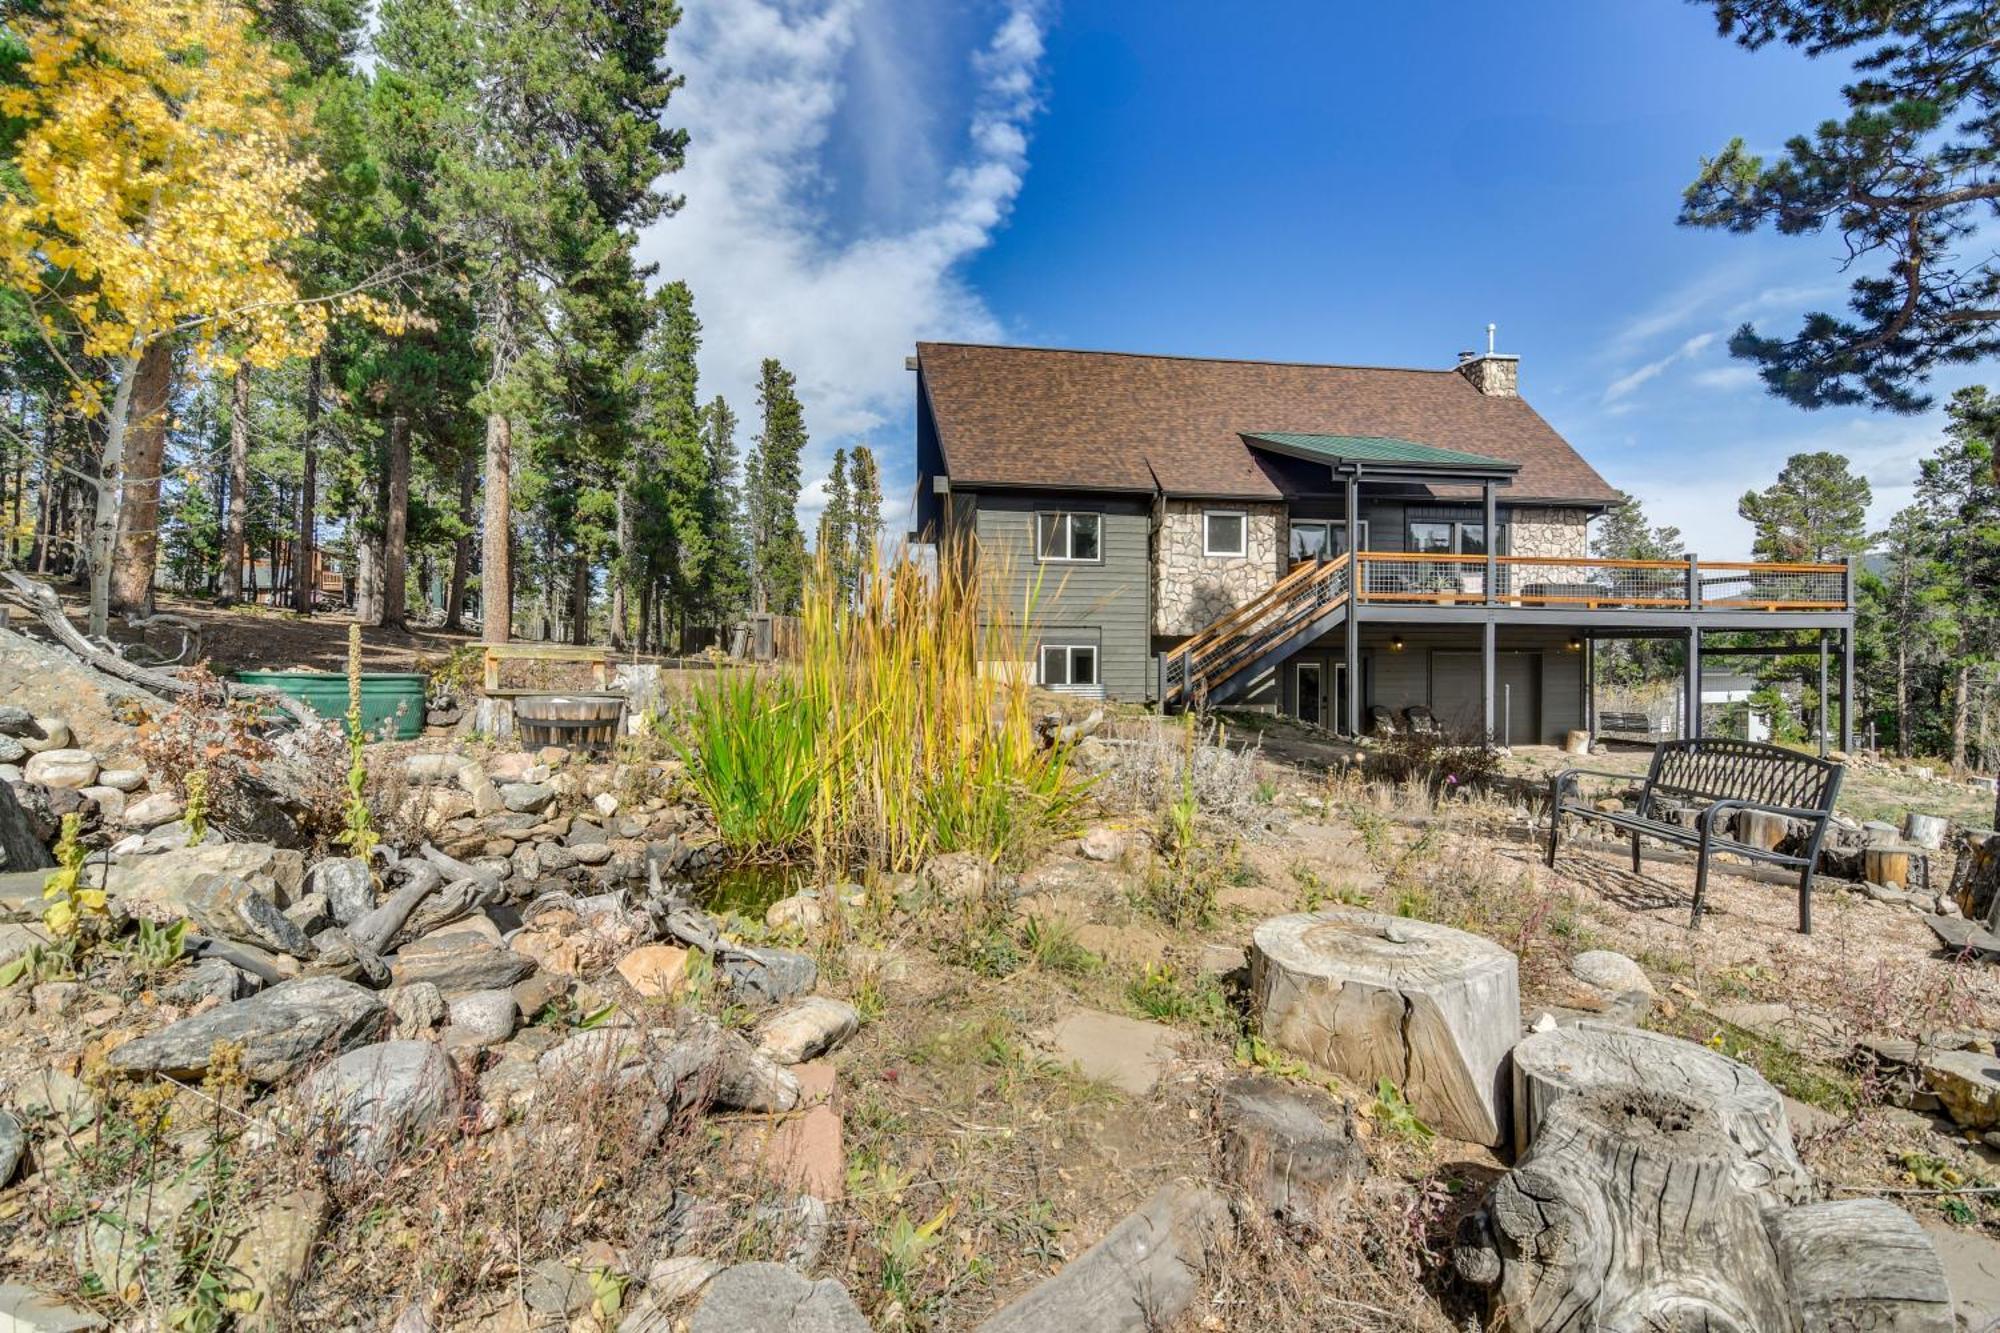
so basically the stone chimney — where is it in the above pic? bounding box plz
[1456,323,1519,397]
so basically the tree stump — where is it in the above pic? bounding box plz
[1459,1034,1952,1333]
[1250,909,1518,1145]
[1902,812,1949,851]
[1954,830,2000,930]
[1865,845,1915,889]
[1735,809,1794,854]
[1510,1020,1810,1204]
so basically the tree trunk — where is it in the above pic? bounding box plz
[610,480,629,650]
[110,340,174,616]
[30,412,54,573]
[1895,637,1910,758]
[445,453,474,631]
[481,411,512,644]
[382,413,411,628]
[1949,661,1973,772]
[217,363,252,605]
[86,352,142,638]
[291,354,320,614]
[569,550,589,645]
[1250,908,1519,1146]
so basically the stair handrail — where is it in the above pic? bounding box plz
[1167,552,1350,703]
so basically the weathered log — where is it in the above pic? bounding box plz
[1902,812,1949,852]
[0,570,317,727]
[1953,830,2000,931]
[1459,1086,1791,1331]
[1735,809,1794,854]
[976,1185,1230,1333]
[1510,1020,1811,1204]
[1766,1199,1952,1331]
[1250,908,1518,1145]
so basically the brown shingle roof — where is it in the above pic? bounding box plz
[917,342,1621,505]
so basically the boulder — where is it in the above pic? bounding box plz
[689,1264,868,1333]
[500,782,555,814]
[757,997,860,1065]
[23,749,97,790]
[311,857,376,927]
[0,736,23,764]
[296,1040,457,1174]
[446,989,518,1045]
[405,753,471,783]
[16,717,71,754]
[0,1284,106,1332]
[390,982,447,1037]
[721,947,818,1004]
[96,769,145,794]
[105,842,306,909]
[165,872,315,956]
[1078,827,1125,862]
[765,891,826,932]
[389,936,536,994]
[0,1109,22,1186]
[78,786,124,820]
[920,851,997,904]
[1570,949,1653,997]
[617,944,691,999]
[118,791,183,829]
[107,976,386,1082]
[1924,1048,2000,1131]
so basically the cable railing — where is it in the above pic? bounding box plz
[1349,553,1847,611]
[1163,553,1350,704]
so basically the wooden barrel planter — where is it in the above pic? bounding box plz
[512,693,626,753]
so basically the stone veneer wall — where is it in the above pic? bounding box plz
[1508,506,1593,593]
[1155,500,1284,635]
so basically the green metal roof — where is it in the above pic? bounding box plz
[1243,432,1519,472]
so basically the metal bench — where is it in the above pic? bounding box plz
[1596,710,1669,740]
[1545,738,1844,933]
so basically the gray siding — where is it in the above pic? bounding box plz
[972,491,1152,701]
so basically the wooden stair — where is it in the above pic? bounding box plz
[1162,553,1351,709]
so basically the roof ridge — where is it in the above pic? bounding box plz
[916,340,1467,377]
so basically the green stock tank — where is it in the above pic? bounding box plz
[233,670,428,740]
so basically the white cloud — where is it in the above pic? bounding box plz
[1690,364,1759,392]
[635,0,1048,538]
[1602,331,1716,404]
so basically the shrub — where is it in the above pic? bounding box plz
[1371,727,1502,793]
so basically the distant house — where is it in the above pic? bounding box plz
[911,340,1857,748]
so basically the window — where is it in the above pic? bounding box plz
[1408,519,1491,554]
[1036,511,1101,562]
[1039,642,1098,689]
[1204,510,1247,557]
[1288,520,1369,561]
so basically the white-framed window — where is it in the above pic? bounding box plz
[1036,511,1102,562]
[1038,641,1099,690]
[1289,520,1369,561]
[1204,509,1247,557]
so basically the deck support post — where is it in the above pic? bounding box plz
[1482,618,1497,744]
[1816,632,1829,758]
[1343,468,1362,737]
[1684,626,1702,740]
[1584,635,1596,738]
[1840,624,1856,753]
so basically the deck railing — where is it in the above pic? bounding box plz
[1346,553,1848,611]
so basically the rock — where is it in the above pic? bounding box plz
[1919,1219,2000,1329]
[920,850,997,904]
[311,857,376,926]
[1035,1009,1180,1096]
[592,792,620,819]
[536,842,578,875]
[616,944,691,999]
[1216,1076,1367,1231]
[225,1188,326,1321]
[107,976,386,1082]
[1570,949,1653,997]
[500,782,554,814]
[689,1263,869,1333]
[23,749,97,789]
[390,936,535,994]
[0,1284,107,1332]
[642,1255,722,1305]
[764,890,826,932]
[296,1040,457,1174]
[17,717,71,754]
[513,970,570,1021]
[170,872,316,955]
[0,737,22,764]
[0,706,32,737]
[721,947,818,1004]
[1078,827,1124,862]
[391,982,448,1037]
[156,956,251,1006]
[105,842,306,909]
[78,785,124,820]
[118,791,184,829]
[1925,1048,2000,1130]
[757,998,860,1065]
[406,753,471,783]
[282,889,332,936]
[0,1109,22,1186]
[96,768,144,794]
[447,989,518,1045]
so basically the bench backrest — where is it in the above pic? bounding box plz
[1642,738,1841,814]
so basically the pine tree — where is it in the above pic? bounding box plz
[1680,1,2000,411]
[626,281,707,648]
[1591,490,1683,562]
[700,395,749,623]
[848,442,883,574]
[1916,387,2000,769]
[747,358,808,614]
[817,447,852,595]
[1737,452,1872,564]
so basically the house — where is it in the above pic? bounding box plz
[911,339,1857,749]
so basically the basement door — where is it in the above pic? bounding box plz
[1432,651,1538,745]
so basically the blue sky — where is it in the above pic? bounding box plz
[639,0,1977,557]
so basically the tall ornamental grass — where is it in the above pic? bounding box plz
[682,543,1081,869]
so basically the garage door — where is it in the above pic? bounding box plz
[1432,652,1538,745]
